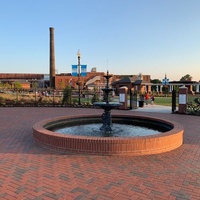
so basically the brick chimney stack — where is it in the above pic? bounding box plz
[49,27,55,88]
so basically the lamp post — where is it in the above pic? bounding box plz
[162,73,169,96]
[77,50,81,105]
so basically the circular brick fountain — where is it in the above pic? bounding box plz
[32,114,184,156]
[33,71,183,155]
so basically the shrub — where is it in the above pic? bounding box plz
[62,86,72,105]
[0,96,5,106]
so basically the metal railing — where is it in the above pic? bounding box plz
[0,88,96,107]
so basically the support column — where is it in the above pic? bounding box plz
[160,85,163,93]
[156,85,159,92]
[49,27,56,88]
[196,85,199,93]
[178,86,188,114]
[147,85,151,93]
[119,86,128,110]
[169,85,172,93]
[189,85,193,93]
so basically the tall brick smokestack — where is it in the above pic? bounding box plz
[49,27,55,88]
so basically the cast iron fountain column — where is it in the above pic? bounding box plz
[94,71,121,134]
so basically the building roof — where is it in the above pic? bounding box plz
[133,80,152,85]
[0,73,44,80]
[169,80,199,84]
[112,77,135,85]
[112,77,152,86]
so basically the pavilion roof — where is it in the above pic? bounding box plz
[112,77,135,85]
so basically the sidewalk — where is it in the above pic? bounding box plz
[132,104,172,113]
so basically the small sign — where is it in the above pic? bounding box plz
[81,65,87,76]
[179,94,186,104]
[72,65,78,76]
[72,65,87,76]
[119,94,125,102]
[162,78,169,85]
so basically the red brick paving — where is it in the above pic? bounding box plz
[0,107,199,200]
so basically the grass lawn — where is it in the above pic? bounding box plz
[119,96,174,107]
[154,97,173,106]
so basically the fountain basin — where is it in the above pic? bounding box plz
[32,114,184,155]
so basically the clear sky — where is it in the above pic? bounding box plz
[0,0,200,81]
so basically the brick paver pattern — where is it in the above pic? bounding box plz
[0,107,199,200]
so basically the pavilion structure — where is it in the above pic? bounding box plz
[152,81,200,94]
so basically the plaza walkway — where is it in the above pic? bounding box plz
[132,104,172,114]
[0,107,199,200]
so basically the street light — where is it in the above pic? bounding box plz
[162,73,169,96]
[77,50,81,105]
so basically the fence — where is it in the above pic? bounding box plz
[0,89,97,107]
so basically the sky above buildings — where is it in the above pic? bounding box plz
[0,0,200,81]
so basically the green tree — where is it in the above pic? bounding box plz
[58,81,65,90]
[4,82,11,89]
[13,82,23,90]
[62,85,72,105]
[180,74,192,81]
[0,96,6,106]
[31,82,38,89]
[151,79,161,92]
[0,82,4,88]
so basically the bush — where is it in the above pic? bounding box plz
[0,96,5,106]
[62,86,72,105]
